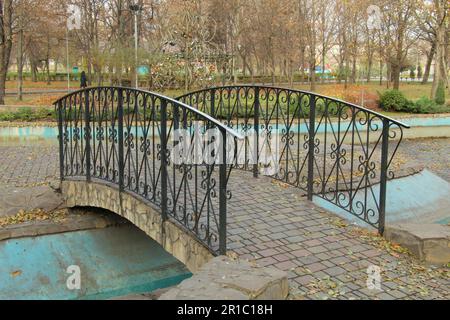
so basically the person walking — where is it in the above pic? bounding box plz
[80,71,88,88]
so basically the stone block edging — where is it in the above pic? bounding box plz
[385,223,450,265]
[159,256,289,300]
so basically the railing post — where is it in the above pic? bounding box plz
[84,90,91,182]
[379,119,390,235]
[307,94,316,201]
[219,129,227,255]
[57,101,65,182]
[210,88,215,119]
[160,100,168,221]
[173,103,180,172]
[253,86,260,178]
[118,88,124,191]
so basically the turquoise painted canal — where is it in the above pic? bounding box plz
[314,169,450,227]
[0,224,191,300]
[1,115,450,143]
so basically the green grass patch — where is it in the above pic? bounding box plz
[0,107,56,122]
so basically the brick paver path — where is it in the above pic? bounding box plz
[0,141,449,300]
[397,138,450,182]
[0,145,58,188]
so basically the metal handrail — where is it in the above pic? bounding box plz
[176,85,411,129]
[54,86,244,140]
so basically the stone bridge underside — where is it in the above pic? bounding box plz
[1,144,449,300]
[61,179,214,273]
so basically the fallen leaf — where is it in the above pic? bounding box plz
[11,270,22,278]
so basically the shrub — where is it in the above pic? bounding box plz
[15,107,34,120]
[0,111,15,121]
[379,90,411,112]
[409,96,450,114]
[412,97,436,113]
[435,82,446,105]
[35,108,56,119]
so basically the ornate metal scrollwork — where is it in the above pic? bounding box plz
[176,85,409,234]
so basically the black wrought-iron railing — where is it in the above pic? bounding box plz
[177,86,410,234]
[55,87,242,255]
[55,85,410,256]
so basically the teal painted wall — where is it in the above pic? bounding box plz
[314,169,450,228]
[0,225,191,300]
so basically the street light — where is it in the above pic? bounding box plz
[129,3,143,88]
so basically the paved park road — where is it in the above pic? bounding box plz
[0,139,449,300]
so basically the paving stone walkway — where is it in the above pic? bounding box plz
[0,140,449,300]
[0,145,58,188]
[396,138,450,182]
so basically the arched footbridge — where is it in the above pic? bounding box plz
[54,86,409,271]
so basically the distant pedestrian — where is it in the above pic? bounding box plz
[80,71,88,89]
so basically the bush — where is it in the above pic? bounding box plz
[412,96,450,114]
[15,107,34,120]
[379,90,411,112]
[435,82,446,105]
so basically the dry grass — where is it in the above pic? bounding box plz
[2,81,447,110]
[291,82,442,103]
[4,94,61,107]
[5,80,78,90]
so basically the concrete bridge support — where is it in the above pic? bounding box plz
[61,180,214,273]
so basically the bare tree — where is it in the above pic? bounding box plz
[430,0,449,98]
[0,0,13,104]
[383,0,419,90]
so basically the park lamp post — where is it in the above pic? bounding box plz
[129,3,143,89]
[67,5,81,92]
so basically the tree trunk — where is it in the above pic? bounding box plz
[379,60,383,86]
[321,51,326,84]
[31,61,38,82]
[0,0,13,105]
[289,60,294,87]
[422,41,436,84]
[108,62,114,86]
[46,58,51,85]
[300,47,305,84]
[392,64,400,90]
[337,57,343,84]
[386,62,391,89]
[367,60,373,83]
[351,56,357,84]
[54,58,58,74]
[46,33,51,85]
[432,12,449,99]
[271,54,276,85]
[379,33,383,86]
[310,52,316,91]
[87,61,93,86]
[344,53,349,89]
[17,27,24,101]
[232,54,237,85]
